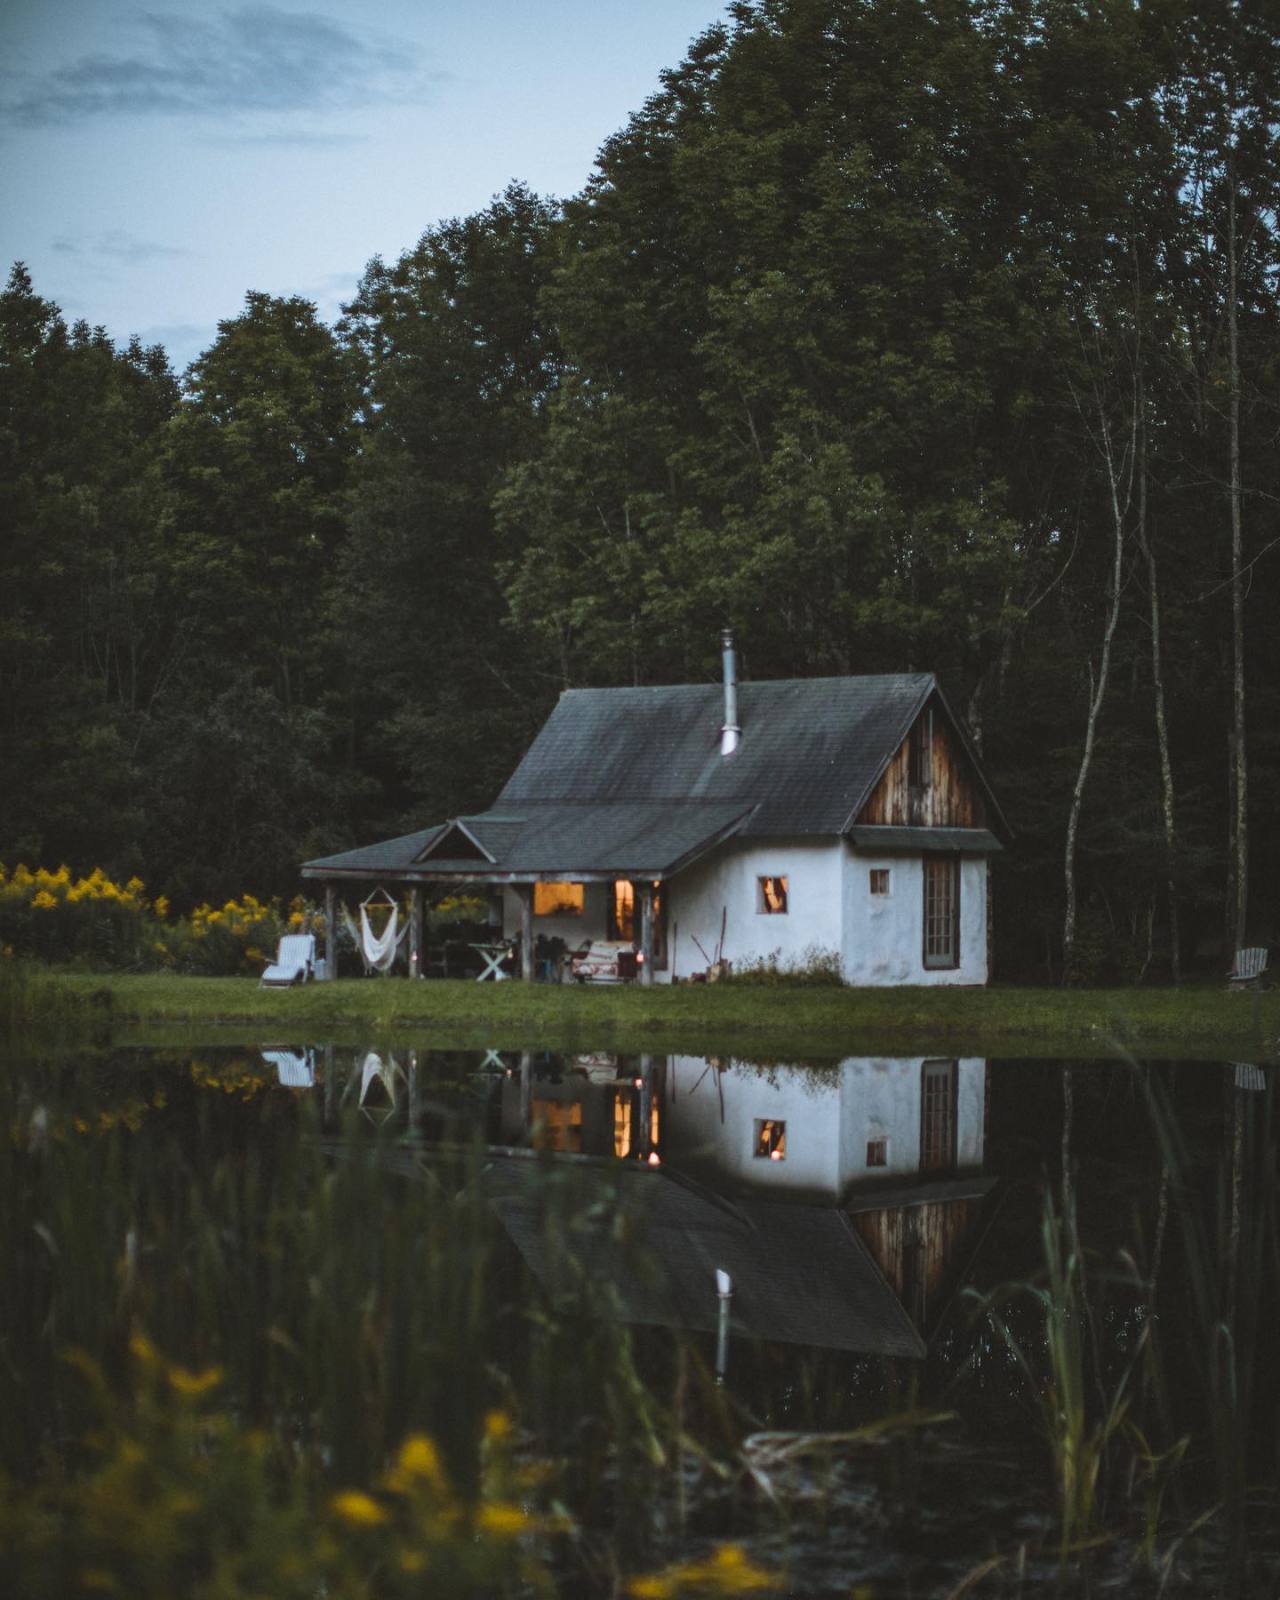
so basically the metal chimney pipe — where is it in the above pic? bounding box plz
[720,628,740,755]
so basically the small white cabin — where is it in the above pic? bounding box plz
[303,636,1009,984]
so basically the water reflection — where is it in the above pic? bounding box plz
[269,1045,998,1359]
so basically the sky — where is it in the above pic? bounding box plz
[1,0,729,372]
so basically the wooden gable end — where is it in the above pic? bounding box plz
[857,701,986,828]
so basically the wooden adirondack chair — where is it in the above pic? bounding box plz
[1227,946,1270,990]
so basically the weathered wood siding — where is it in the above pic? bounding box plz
[851,1196,983,1325]
[857,704,986,828]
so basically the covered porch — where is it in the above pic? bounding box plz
[300,799,751,985]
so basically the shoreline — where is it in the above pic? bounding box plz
[11,970,1278,1060]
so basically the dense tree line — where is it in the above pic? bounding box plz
[3,0,1278,980]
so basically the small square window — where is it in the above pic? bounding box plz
[757,876,788,914]
[869,868,890,896]
[753,1118,787,1160]
[866,1137,887,1167]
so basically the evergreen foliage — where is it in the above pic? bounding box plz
[2,0,1278,977]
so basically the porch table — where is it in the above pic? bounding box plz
[470,942,512,982]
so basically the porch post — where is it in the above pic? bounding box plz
[638,1053,654,1154]
[323,883,337,980]
[638,881,654,986]
[516,884,535,981]
[408,886,423,979]
[323,1043,337,1132]
[519,1048,533,1132]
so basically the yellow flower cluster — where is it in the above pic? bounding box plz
[190,1058,268,1100]
[628,1542,779,1597]
[189,892,274,942]
[0,862,148,910]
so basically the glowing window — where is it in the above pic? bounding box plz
[866,1137,888,1167]
[533,882,584,917]
[753,1118,787,1160]
[609,880,635,941]
[869,869,890,896]
[532,1099,583,1153]
[757,876,789,915]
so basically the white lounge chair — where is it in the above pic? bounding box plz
[260,933,316,987]
[1227,946,1270,991]
[263,1047,315,1088]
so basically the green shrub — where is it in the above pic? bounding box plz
[722,946,845,987]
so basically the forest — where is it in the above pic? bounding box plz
[2,0,1277,984]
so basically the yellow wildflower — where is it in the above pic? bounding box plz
[477,1501,529,1538]
[154,896,169,920]
[628,1543,778,1597]
[484,1410,512,1443]
[167,1363,223,1397]
[330,1490,389,1527]
[129,1331,161,1368]
[31,890,58,910]
[397,1434,444,1483]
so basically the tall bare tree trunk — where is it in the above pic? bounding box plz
[1063,396,1129,977]
[1227,173,1248,951]
[1135,406,1181,983]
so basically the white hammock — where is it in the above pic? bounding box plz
[360,902,404,972]
[340,900,409,974]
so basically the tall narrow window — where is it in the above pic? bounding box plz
[923,855,959,969]
[920,1060,957,1171]
[608,880,635,941]
[607,882,667,968]
[909,709,934,789]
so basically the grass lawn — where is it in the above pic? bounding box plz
[17,968,1280,1059]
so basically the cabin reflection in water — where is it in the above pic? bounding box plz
[283,1047,994,1357]
[484,1052,993,1350]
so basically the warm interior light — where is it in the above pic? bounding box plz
[533,882,584,917]
[753,1118,787,1160]
[647,1151,661,1165]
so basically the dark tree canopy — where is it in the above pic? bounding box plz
[3,0,1278,976]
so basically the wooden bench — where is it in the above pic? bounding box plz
[1227,946,1270,990]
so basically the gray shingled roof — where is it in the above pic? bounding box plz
[303,826,443,876]
[485,1158,925,1359]
[848,826,1003,854]
[495,675,933,835]
[304,801,752,879]
[302,670,1010,880]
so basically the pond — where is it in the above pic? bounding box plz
[3,1041,1278,1597]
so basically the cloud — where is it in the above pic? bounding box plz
[52,229,194,264]
[2,5,436,126]
[211,128,366,147]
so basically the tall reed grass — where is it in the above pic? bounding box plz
[0,1045,768,1596]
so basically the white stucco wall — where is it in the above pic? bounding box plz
[842,849,988,986]
[496,839,988,988]
[836,1057,986,1187]
[665,840,844,981]
[663,1055,845,1198]
[663,1055,987,1199]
